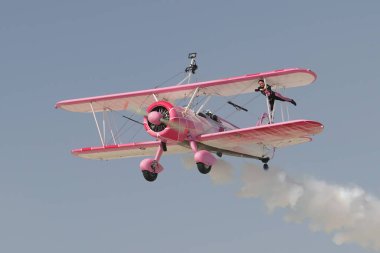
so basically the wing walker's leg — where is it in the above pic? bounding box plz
[263,78,273,124]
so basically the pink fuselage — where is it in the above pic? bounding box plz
[144,101,237,143]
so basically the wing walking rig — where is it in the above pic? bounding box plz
[56,53,324,182]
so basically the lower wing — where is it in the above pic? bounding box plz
[72,141,190,160]
[197,120,323,158]
[71,120,323,161]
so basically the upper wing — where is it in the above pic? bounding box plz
[56,68,316,113]
[197,120,324,158]
[72,141,190,160]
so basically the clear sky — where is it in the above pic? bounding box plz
[1,0,380,252]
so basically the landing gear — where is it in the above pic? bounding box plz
[142,170,158,182]
[140,158,164,182]
[261,157,270,170]
[197,162,212,174]
[191,141,216,175]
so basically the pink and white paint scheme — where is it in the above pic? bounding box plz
[56,65,323,182]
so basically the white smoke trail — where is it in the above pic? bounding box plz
[181,154,195,170]
[181,156,234,185]
[238,163,380,251]
[209,159,234,185]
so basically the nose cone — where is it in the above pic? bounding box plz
[148,111,162,125]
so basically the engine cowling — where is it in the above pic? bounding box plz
[143,101,188,141]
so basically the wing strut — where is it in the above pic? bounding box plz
[90,103,105,146]
[185,87,200,113]
[104,110,117,145]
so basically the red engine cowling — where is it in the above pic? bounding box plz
[143,101,188,141]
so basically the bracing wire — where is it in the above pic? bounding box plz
[108,70,186,142]
[155,70,185,88]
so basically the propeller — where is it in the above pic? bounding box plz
[146,106,170,132]
[132,104,184,133]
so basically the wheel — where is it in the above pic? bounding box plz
[197,162,212,174]
[263,163,269,170]
[142,170,158,182]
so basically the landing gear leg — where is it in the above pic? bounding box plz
[261,157,270,171]
[140,142,166,182]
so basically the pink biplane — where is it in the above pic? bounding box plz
[56,54,323,182]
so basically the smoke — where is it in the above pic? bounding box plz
[181,154,195,170]
[238,163,380,251]
[181,156,234,185]
[209,159,234,185]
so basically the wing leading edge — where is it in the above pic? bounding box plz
[56,68,316,113]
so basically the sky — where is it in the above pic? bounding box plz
[1,0,380,252]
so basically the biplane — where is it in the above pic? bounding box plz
[56,53,323,182]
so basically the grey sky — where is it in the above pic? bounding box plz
[1,0,380,252]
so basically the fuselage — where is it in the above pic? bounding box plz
[144,100,238,142]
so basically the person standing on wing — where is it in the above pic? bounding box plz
[255,79,296,114]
